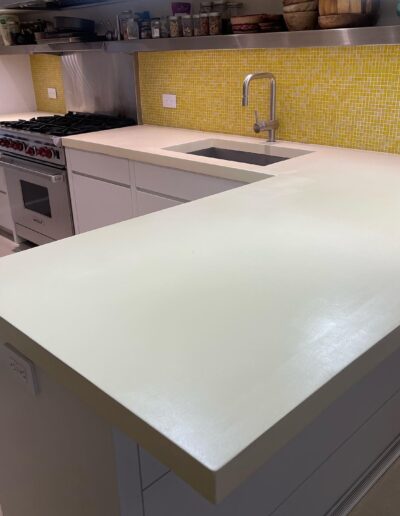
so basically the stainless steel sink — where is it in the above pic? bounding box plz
[188,147,289,166]
[165,139,313,167]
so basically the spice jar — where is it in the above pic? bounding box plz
[200,13,209,35]
[169,15,181,37]
[181,14,193,36]
[160,17,170,37]
[208,12,222,35]
[193,14,201,36]
[140,20,152,39]
[200,1,213,13]
[151,18,161,38]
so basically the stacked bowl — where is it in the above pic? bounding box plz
[283,0,319,30]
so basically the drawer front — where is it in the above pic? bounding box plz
[0,166,7,193]
[139,447,170,489]
[137,190,184,216]
[134,162,245,202]
[67,149,130,186]
[71,173,133,233]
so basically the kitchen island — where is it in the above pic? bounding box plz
[1,124,400,516]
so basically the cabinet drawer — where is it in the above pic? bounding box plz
[137,190,184,216]
[139,447,170,489]
[0,166,7,193]
[71,173,133,233]
[134,162,245,202]
[67,149,130,186]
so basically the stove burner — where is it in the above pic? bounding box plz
[0,112,136,137]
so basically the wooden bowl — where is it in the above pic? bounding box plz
[283,0,306,5]
[283,1,318,13]
[318,13,377,28]
[284,11,318,30]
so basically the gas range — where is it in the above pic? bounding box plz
[0,112,136,168]
[0,112,136,246]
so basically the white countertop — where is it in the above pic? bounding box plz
[1,124,400,503]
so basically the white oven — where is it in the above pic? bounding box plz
[0,155,74,245]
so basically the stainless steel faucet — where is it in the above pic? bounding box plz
[242,72,279,143]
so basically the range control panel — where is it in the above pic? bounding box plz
[0,133,66,168]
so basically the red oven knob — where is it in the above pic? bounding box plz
[38,147,53,159]
[16,142,24,151]
[26,146,37,157]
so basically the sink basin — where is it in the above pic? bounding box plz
[165,139,312,167]
[188,147,289,166]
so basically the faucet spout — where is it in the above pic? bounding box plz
[242,72,278,142]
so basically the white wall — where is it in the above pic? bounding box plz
[0,55,36,115]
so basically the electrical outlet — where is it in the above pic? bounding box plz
[47,87,57,100]
[162,94,177,109]
[5,344,38,395]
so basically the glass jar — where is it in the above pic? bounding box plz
[140,20,152,39]
[200,1,213,13]
[208,12,222,35]
[169,16,181,37]
[160,17,170,37]
[181,14,193,36]
[200,13,209,35]
[193,14,201,36]
[151,18,161,38]
[126,17,139,39]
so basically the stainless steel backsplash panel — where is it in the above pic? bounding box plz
[61,51,139,120]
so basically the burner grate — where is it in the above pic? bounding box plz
[0,112,136,137]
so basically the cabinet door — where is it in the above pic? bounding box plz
[136,190,184,217]
[71,173,134,234]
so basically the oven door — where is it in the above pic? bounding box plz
[1,155,74,242]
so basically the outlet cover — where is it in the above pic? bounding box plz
[47,87,57,100]
[162,94,177,109]
[4,343,38,395]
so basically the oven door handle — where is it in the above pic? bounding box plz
[0,156,64,184]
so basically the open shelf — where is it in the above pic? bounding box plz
[0,24,399,55]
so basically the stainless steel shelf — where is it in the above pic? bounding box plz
[0,25,399,55]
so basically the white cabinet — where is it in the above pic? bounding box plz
[136,190,184,216]
[70,173,134,233]
[0,166,14,234]
[66,148,246,232]
[134,162,245,202]
[66,149,134,234]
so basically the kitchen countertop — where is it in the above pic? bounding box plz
[1,124,400,503]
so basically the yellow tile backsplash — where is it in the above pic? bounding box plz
[139,46,400,154]
[30,54,66,114]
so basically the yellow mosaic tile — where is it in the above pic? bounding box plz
[139,46,400,154]
[30,55,66,114]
